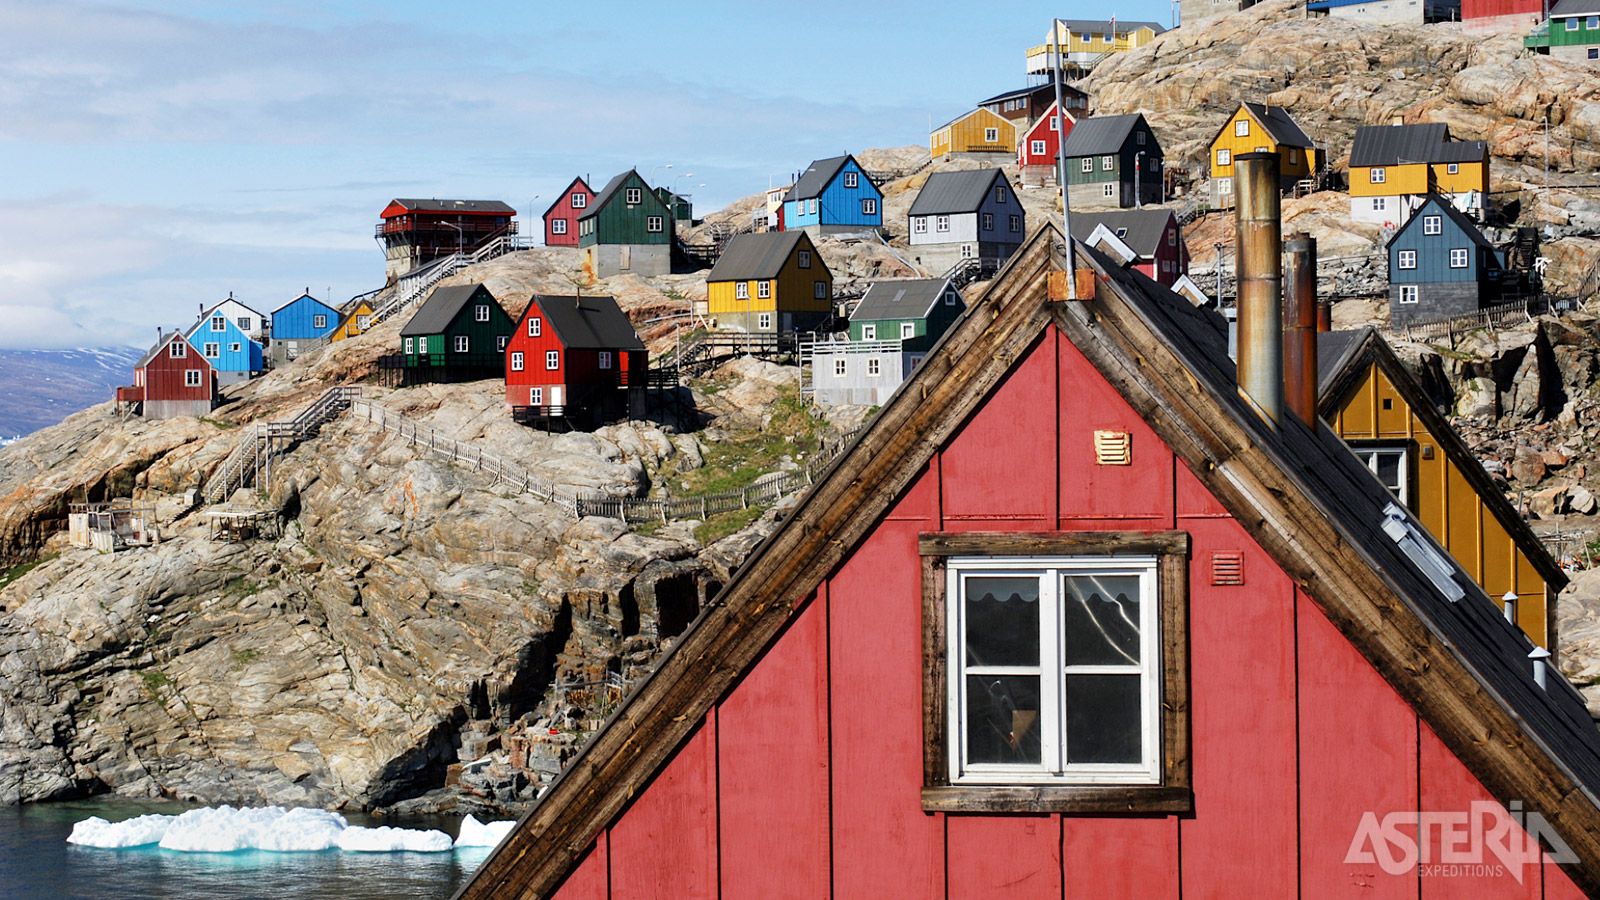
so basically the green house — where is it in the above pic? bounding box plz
[653,186,694,221]
[400,283,515,371]
[847,277,965,352]
[578,169,672,278]
[1058,112,1163,209]
[1526,0,1600,62]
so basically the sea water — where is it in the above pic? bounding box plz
[0,799,516,900]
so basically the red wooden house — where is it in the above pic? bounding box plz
[1070,209,1191,287]
[1017,101,1080,186]
[461,225,1600,900]
[1463,0,1544,31]
[115,329,218,420]
[505,294,646,427]
[543,177,593,248]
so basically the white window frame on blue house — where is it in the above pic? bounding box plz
[203,343,219,358]
[1398,250,1417,269]
[229,343,241,353]
[863,199,877,216]
[844,171,858,188]
[1399,285,1419,304]
[1423,216,1442,235]
[210,317,225,332]
[1450,249,1469,268]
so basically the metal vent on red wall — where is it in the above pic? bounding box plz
[1211,552,1245,586]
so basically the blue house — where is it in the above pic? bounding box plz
[781,154,883,236]
[185,308,263,387]
[1386,193,1503,327]
[269,291,341,365]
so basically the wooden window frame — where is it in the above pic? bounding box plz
[475,304,490,322]
[510,351,524,372]
[625,187,642,204]
[862,198,877,216]
[843,171,859,188]
[919,530,1191,814]
[454,335,469,353]
[646,216,663,233]
[313,314,327,329]
[528,317,541,337]
[184,369,202,387]
[551,218,568,234]
[546,350,559,370]
[571,192,587,208]
[1397,250,1417,270]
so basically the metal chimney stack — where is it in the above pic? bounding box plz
[1234,152,1284,426]
[1284,232,1318,428]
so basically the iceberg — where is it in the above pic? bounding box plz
[338,825,453,853]
[67,813,176,848]
[453,814,517,848]
[68,805,457,854]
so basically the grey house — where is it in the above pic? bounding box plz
[1058,113,1164,209]
[906,169,1025,274]
[1387,194,1503,327]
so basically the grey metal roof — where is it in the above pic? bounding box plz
[1052,18,1165,33]
[135,329,187,369]
[1349,123,1458,166]
[1059,113,1150,158]
[388,199,515,214]
[1431,139,1489,163]
[1241,103,1316,149]
[1551,0,1600,16]
[783,156,853,203]
[1385,194,1497,252]
[908,169,1007,217]
[581,170,667,221]
[851,278,957,322]
[401,283,494,336]
[977,83,1087,106]
[1068,209,1178,257]
[1315,328,1368,397]
[528,295,645,351]
[705,231,808,282]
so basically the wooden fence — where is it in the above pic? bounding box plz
[1396,296,1551,342]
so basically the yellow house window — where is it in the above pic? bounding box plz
[1235,120,1249,137]
[1216,148,1231,166]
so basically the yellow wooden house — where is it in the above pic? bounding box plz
[705,231,833,334]
[1024,19,1165,75]
[1207,102,1319,208]
[1349,122,1490,226]
[1320,328,1565,650]
[930,108,1016,160]
[329,300,375,343]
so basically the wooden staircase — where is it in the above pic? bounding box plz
[204,386,363,502]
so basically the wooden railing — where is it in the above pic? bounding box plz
[1396,296,1550,342]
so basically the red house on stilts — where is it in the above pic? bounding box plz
[505,294,646,428]
[460,220,1600,899]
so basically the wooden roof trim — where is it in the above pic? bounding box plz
[454,225,1067,900]
[1052,267,1600,895]
[1317,330,1567,591]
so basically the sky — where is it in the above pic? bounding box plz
[0,0,1174,350]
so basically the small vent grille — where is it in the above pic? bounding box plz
[1211,552,1245,586]
[1093,430,1132,466]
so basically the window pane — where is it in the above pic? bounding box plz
[1066,673,1142,763]
[1061,574,1141,665]
[965,674,1042,765]
[964,576,1039,667]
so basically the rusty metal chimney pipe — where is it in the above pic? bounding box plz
[1234,152,1283,426]
[1284,232,1318,428]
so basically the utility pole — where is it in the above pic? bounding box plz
[1050,18,1075,295]
[1214,242,1224,305]
[1543,116,1550,191]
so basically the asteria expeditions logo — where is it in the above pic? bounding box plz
[1345,801,1577,883]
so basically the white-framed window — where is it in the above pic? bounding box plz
[844,171,859,188]
[1235,119,1249,136]
[961,244,975,259]
[626,187,642,204]
[863,324,877,340]
[937,215,950,232]
[203,342,219,357]
[169,341,186,358]
[357,315,371,330]
[237,316,252,330]
[868,357,881,376]
[647,216,663,232]
[572,192,587,208]
[1370,167,1386,184]
[1353,444,1410,504]
[1447,163,1460,175]
[757,280,771,299]
[1216,148,1231,166]
[454,335,469,352]
[1168,229,1177,247]
[1399,285,1419,304]
[983,213,994,231]
[1567,16,1579,28]
[210,316,225,332]
[1050,116,1060,131]
[1422,215,1442,235]
[1217,176,1233,195]
[736,282,749,299]
[944,290,957,306]
[1102,31,1112,41]
[185,369,202,387]
[1373,197,1387,211]
[1103,184,1116,198]
[815,281,827,299]
[510,351,524,372]
[1010,215,1021,233]
[1080,31,1090,41]
[1101,155,1114,171]
[528,317,541,337]
[1081,158,1093,173]
[1450,248,1469,268]
[530,386,543,406]
[1590,47,1599,59]
[598,351,612,369]
[1398,250,1417,269]
[551,218,568,234]
[1032,140,1047,155]
[985,127,999,142]
[901,322,915,340]
[914,217,927,234]
[798,250,811,268]
[946,555,1161,785]
[404,337,414,354]
[996,185,1008,204]
[546,350,559,370]
[313,314,327,329]
[229,342,240,353]
[497,335,509,351]
[808,199,818,215]
[863,199,877,216]
[475,304,490,322]
[758,312,772,330]
[1589,14,1598,27]
[834,358,847,377]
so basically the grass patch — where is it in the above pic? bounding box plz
[138,669,174,701]
[230,648,261,667]
[520,579,541,597]
[223,576,262,599]
[675,387,824,496]
[694,507,764,545]
[631,520,665,537]
[0,552,59,591]
[199,417,238,430]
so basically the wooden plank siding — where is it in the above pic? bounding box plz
[704,233,832,321]
[578,172,671,248]
[1208,106,1315,183]
[931,107,1017,159]
[1350,162,1430,198]
[271,293,340,340]
[1325,360,1553,647]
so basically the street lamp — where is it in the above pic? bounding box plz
[648,164,673,187]
[1135,151,1146,209]
[442,220,464,257]
[671,173,695,225]
[1214,242,1224,306]
[528,195,539,246]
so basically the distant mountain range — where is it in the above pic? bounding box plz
[0,347,144,442]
